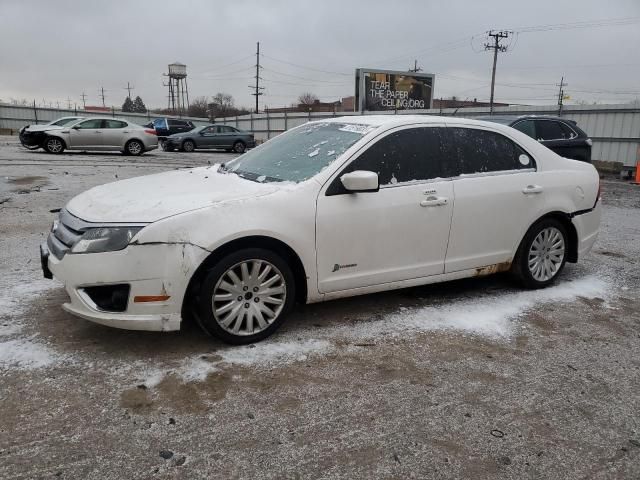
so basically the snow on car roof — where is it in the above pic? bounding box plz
[316,114,514,130]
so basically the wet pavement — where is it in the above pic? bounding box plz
[1,137,639,479]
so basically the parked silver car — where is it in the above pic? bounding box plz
[42,117,158,155]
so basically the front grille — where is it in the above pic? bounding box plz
[47,209,86,259]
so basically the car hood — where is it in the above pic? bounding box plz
[65,166,281,223]
[22,124,64,133]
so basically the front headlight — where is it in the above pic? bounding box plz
[71,227,143,254]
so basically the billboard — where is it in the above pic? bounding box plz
[355,68,435,112]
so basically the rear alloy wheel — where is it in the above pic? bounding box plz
[513,218,568,288]
[233,141,246,154]
[126,139,144,156]
[182,140,195,152]
[44,137,64,154]
[197,248,295,344]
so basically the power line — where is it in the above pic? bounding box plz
[512,16,640,34]
[260,54,351,76]
[484,30,512,114]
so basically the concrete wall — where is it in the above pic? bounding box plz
[217,104,640,167]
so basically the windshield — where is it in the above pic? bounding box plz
[221,122,375,183]
[50,117,82,126]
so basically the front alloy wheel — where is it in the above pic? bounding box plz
[213,260,286,336]
[197,248,295,344]
[44,137,64,154]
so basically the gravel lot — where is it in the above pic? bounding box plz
[1,136,639,479]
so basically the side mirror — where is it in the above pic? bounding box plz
[72,125,80,130]
[340,170,379,193]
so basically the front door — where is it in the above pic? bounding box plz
[316,126,455,293]
[67,118,105,149]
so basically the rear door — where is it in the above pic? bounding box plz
[217,126,237,147]
[444,126,545,273]
[67,119,105,149]
[102,119,129,148]
[316,125,455,293]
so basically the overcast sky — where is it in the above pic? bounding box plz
[1,0,639,110]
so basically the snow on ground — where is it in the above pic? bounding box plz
[135,275,609,385]
[0,279,65,370]
[0,337,61,369]
[338,275,610,341]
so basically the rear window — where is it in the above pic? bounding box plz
[535,120,567,141]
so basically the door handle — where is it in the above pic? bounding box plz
[123,131,130,133]
[420,196,448,207]
[522,185,543,194]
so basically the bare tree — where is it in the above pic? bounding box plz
[187,96,209,118]
[298,92,319,105]
[208,93,237,119]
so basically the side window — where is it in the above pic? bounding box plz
[535,120,566,140]
[449,127,534,174]
[558,122,578,139]
[341,127,448,187]
[220,126,234,133]
[512,120,536,139]
[153,118,165,128]
[168,119,185,127]
[76,119,104,129]
[104,120,127,129]
[201,126,216,135]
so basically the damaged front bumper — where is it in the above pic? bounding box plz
[42,240,209,332]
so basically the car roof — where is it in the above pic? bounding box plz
[316,114,522,131]
[475,114,574,122]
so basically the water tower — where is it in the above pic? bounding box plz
[164,62,189,116]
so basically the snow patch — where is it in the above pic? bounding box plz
[342,276,609,340]
[308,149,319,158]
[0,279,60,317]
[218,339,331,366]
[0,337,61,369]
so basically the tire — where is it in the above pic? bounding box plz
[196,248,296,344]
[43,136,65,154]
[233,141,246,154]
[126,139,144,156]
[512,218,568,289]
[182,140,195,152]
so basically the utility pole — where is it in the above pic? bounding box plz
[484,30,511,114]
[66,97,72,109]
[80,92,87,110]
[408,59,422,73]
[99,87,106,107]
[557,76,568,116]
[125,82,134,99]
[249,41,264,113]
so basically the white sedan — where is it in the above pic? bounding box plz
[41,115,601,344]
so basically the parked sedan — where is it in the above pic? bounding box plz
[163,125,255,153]
[477,115,592,162]
[19,116,85,150]
[41,117,158,155]
[41,116,600,345]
